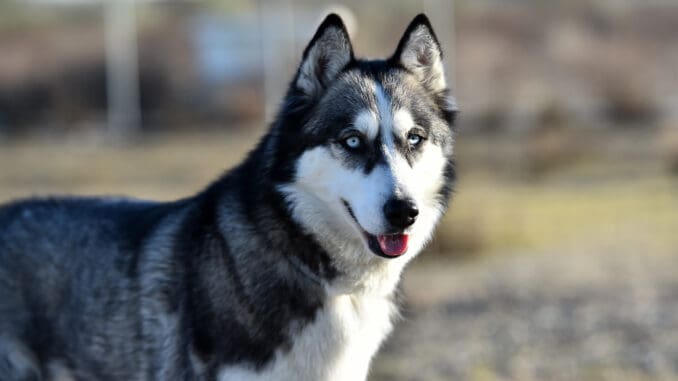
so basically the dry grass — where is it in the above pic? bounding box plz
[433,169,678,257]
[0,129,261,202]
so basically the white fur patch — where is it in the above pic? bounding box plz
[217,294,396,381]
[392,109,415,137]
[353,109,379,140]
[281,146,391,245]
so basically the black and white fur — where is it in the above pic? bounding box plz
[0,14,457,381]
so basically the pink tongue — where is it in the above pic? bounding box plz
[377,234,409,257]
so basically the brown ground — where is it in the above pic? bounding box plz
[372,247,678,381]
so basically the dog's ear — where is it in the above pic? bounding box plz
[392,14,447,94]
[392,14,457,124]
[294,14,353,99]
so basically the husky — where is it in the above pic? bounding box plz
[0,14,457,381]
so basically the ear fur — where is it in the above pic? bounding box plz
[391,14,447,94]
[294,14,354,100]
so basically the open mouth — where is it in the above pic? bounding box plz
[342,200,409,258]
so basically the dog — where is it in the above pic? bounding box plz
[0,13,457,381]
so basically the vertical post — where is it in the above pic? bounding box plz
[105,0,141,141]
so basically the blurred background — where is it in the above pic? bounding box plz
[1,0,677,380]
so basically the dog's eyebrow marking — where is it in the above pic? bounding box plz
[393,109,414,137]
[353,109,378,140]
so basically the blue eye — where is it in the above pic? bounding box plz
[408,133,423,146]
[344,136,362,149]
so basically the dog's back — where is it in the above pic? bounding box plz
[0,198,174,380]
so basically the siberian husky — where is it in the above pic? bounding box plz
[0,13,457,381]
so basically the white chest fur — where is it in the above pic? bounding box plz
[217,292,397,381]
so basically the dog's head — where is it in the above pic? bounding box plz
[275,14,456,267]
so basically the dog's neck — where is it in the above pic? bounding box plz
[312,225,409,297]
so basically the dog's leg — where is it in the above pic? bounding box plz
[0,337,42,381]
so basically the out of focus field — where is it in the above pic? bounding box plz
[1,128,677,381]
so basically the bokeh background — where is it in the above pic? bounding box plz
[1,0,678,380]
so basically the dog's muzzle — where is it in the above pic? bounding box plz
[342,200,410,258]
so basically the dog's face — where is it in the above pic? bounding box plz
[278,15,456,264]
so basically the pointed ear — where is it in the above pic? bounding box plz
[392,14,447,94]
[294,14,354,100]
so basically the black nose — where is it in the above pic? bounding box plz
[383,198,419,230]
